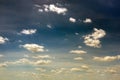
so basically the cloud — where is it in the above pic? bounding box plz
[5,58,51,66]
[0,36,9,44]
[21,44,45,52]
[20,29,37,35]
[37,4,67,15]
[74,57,83,61]
[83,28,106,48]
[69,17,76,23]
[93,55,120,62]
[0,54,4,57]
[70,50,87,54]
[32,55,51,59]
[47,24,52,29]
[83,18,92,23]
[0,63,8,68]
[34,60,51,65]
[51,68,67,74]
[70,65,89,72]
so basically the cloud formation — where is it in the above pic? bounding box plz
[93,55,120,62]
[20,29,37,35]
[21,44,45,52]
[70,50,87,54]
[83,18,92,23]
[74,57,83,61]
[0,36,9,44]
[83,28,106,48]
[32,55,51,59]
[69,17,76,23]
[36,4,68,15]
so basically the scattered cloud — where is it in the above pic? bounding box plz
[0,36,9,44]
[20,29,37,35]
[21,44,45,52]
[37,4,67,15]
[32,55,51,59]
[34,60,51,65]
[70,50,87,54]
[0,63,7,68]
[93,55,120,62]
[74,57,83,61]
[75,33,79,35]
[78,46,82,48]
[70,68,82,72]
[83,18,92,23]
[83,28,106,48]
[47,24,52,29]
[69,17,76,23]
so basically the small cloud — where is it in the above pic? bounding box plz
[20,29,37,35]
[70,50,87,54]
[34,60,51,65]
[75,33,79,35]
[78,46,82,48]
[23,54,29,58]
[70,68,82,72]
[34,4,41,7]
[32,55,51,59]
[38,9,43,12]
[83,18,92,23]
[74,57,83,61]
[0,54,4,57]
[20,43,45,53]
[0,63,8,68]
[83,28,106,48]
[0,36,9,44]
[69,17,76,23]
[93,55,120,62]
[47,24,52,29]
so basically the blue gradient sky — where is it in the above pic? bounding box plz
[0,0,120,80]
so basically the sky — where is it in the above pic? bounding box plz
[0,0,120,80]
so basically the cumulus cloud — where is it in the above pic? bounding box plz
[37,4,67,15]
[70,68,82,72]
[74,57,83,61]
[83,18,92,23]
[70,50,87,54]
[32,55,51,59]
[21,44,45,52]
[83,28,106,48]
[69,17,76,23]
[0,36,9,44]
[20,29,37,35]
[93,55,120,62]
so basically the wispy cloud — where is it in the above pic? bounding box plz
[93,55,120,62]
[70,50,87,54]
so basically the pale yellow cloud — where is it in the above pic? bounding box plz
[70,50,87,54]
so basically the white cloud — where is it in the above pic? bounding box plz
[83,18,92,23]
[0,36,9,44]
[81,65,89,70]
[74,57,83,61]
[78,46,82,48]
[70,50,87,54]
[34,60,51,65]
[70,68,82,72]
[20,29,37,35]
[93,55,120,62]
[69,17,76,23]
[32,55,51,59]
[5,58,51,66]
[83,28,106,48]
[38,4,67,15]
[75,33,79,35]
[21,44,45,52]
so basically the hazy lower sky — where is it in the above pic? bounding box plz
[0,0,120,80]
